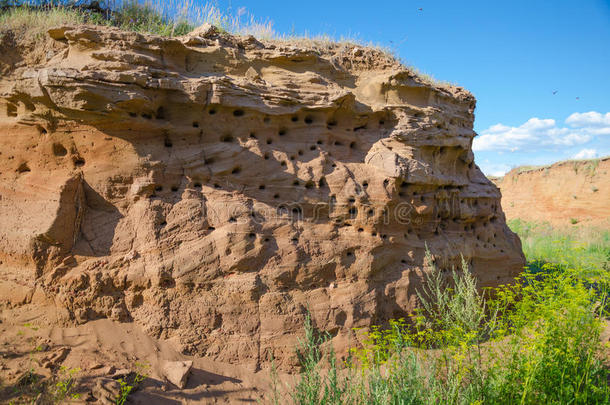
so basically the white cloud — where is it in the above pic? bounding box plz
[573,148,598,159]
[566,112,610,135]
[473,111,610,152]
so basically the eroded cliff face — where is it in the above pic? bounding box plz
[494,158,610,226]
[0,25,524,368]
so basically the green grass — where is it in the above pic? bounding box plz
[276,225,610,404]
[508,218,610,276]
[0,6,86,37]
[0,0,275,38]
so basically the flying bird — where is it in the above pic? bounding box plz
[418,8,423,11]
[576,97,580,100]
[552,90,558,95]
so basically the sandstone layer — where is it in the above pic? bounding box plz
[493,158,610,226]
[0,25,524,369]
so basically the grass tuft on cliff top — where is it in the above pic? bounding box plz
[0,0,455,89]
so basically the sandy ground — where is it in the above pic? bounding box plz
[0,304,286,404]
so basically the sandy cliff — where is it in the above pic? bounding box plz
[494,158,610,226]
[0,24,524,369]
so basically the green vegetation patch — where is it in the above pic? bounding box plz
[508,218,609,276]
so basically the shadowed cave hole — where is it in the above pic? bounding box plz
[52,143,67,156]
[16,162,30,173]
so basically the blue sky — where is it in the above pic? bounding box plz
[208,0,610,175]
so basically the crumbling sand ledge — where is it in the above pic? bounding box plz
[0,24,524,370]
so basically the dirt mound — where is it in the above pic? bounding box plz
[494,158,610,226]
[0,24,524,371]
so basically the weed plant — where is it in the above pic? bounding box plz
[277,242,610,404]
